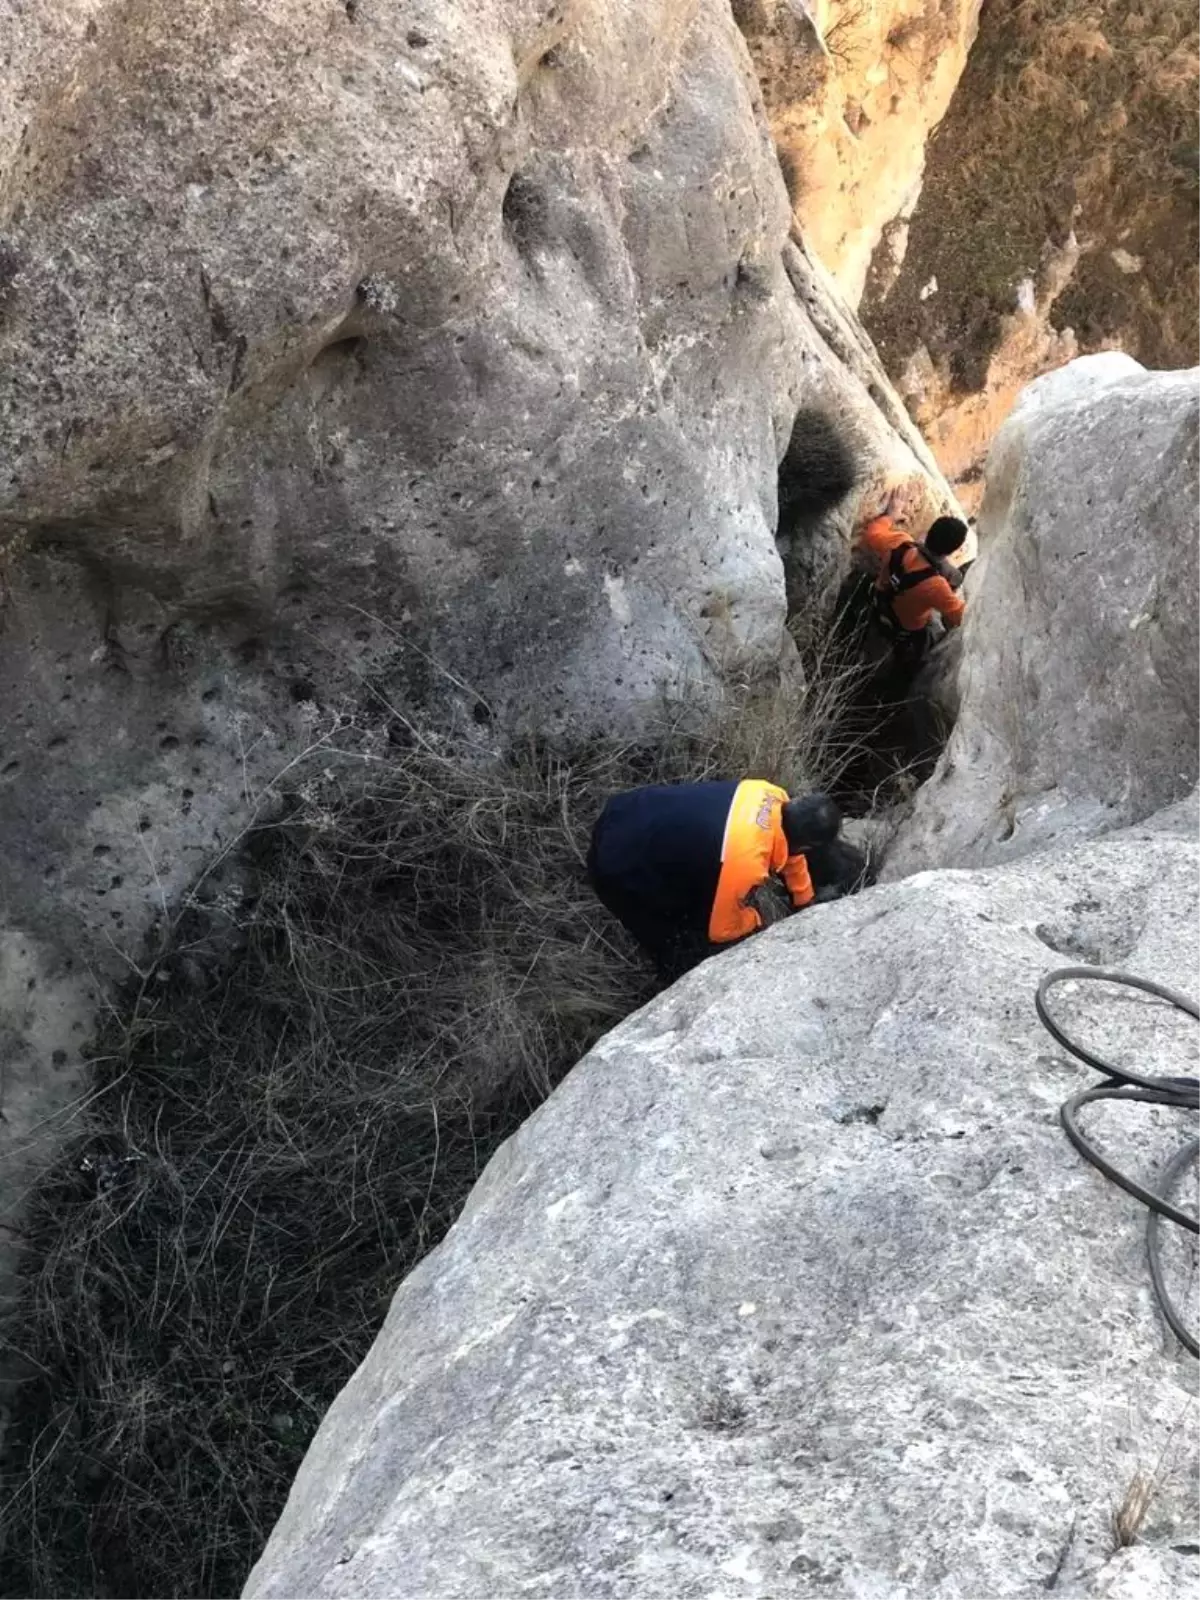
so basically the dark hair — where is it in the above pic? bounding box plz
[781,793,841,853]
[925,516,969,557]
[806,838,873,902]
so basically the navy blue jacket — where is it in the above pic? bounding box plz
[588,780,738,947]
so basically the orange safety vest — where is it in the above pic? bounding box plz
[708,779,814,944]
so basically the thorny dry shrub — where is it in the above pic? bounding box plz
[0,640,881,1600]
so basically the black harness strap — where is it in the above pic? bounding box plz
[885,540,938,595]
[874,539,962,631]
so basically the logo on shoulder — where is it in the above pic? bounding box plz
[754,795,777,831]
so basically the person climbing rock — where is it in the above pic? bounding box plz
[587,780,841,980]
[859,487,970,670]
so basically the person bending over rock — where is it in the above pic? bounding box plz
[859,487,970,671]
[587,780,841,981]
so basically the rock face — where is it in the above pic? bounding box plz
[245,797,1198,1600]
[0,1,951,1288]
[863,0,1200,508]
[1,0,945,737]
[6,0,799,725]
[735,1,984,307]
[888,356,1199,878]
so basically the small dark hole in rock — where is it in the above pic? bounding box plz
[502,170,549,256]
[290,679,317,704]
[315,334,365,369]
[160,735,180,752]
[835,1103,886,1126]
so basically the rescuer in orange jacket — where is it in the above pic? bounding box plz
[587,779,841,979]
[860,489,969,669]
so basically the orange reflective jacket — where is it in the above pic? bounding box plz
[708,779,814,944]
[861,515,966,633]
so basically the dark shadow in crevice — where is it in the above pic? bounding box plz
[818,571,957,818]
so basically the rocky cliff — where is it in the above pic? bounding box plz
[2,9,1197,1598]
[0,0,953,1305]
[735,1,984,307]
[1,0,951,736]
[243,356,1199,1597]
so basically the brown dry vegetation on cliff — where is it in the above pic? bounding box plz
[866,0,1199,387]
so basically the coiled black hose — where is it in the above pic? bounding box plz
[1036,966,1199,1357]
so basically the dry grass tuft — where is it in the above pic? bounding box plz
[1111,1465,1157,1549]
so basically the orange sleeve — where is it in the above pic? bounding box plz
[780,852,814,909]
[710,782,789,943]
[767,808,815,909]
[860,515,903,561]
[929,578,966,627]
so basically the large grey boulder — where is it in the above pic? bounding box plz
[0,0,947,735]
[246,798,1199,1600]
[887,355,1199,878]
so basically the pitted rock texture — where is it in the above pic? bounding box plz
[245,801,1198,1600]
[1,0,943,734]
[888,355,1199,878]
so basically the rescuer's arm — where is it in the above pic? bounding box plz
[780,851,815,909]
[930,575,966,627]
[859,514,902,564]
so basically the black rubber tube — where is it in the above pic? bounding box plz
[1036,967,1198,1358]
